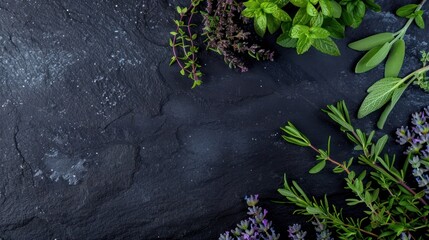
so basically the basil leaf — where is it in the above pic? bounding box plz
[267,15,281,34]
[319,0,331,16]
[290,0,308,8]
[254,14,267,37]
[306,2,318,16]
[261,2,278,14]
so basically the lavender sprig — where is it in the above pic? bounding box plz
[397,106,429,198]
[287,224,306,240]
[218,194,280,240]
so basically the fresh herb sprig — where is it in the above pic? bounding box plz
[358,51,429,129]
[170,0,203,89]
[349,0,427,74]
[242,0,381,56]
[278,101,429,239]
[202,0,274,72]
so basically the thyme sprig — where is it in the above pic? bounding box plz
[170,0,203,89]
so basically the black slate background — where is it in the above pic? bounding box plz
[0,0,428,239]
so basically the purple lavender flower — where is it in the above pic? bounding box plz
[397,106,429,198]
[288,224,307,240]
[312,220,334,240]
[219,194,280,240]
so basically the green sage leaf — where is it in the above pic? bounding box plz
[358,77,403,118]
[348,32,394,51]
[355,45,382,73]
[415,14,425,29]
[385,39,405,78]
[377,85,407,129]
[365,42,391,67]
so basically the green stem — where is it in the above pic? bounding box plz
[309,145,351,174]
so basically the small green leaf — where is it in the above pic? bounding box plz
[319,0,331,16]
[348,32,394,51]
[180,68,185,76]
[322,18,345,38]
[277,33,298,48]
[364,0,381,12]
[243,1,260,9]
[312,37,340,56]
[293,7,312,25]
[358,77,403,118]
[261,2,278,13]
[309,27,330,39]
[273,8,292,22]
[415,14,425,29]
[297,36,313,54]
[306,3,318,16]
[396,4,418,17]
[330,0,342,18]
[365,42,391,67]
[355,45,382,73]
[169,56,177,66]
[310,13,324,27]
[377,85,407,129]
[385,39,405,78]
[309,160,326,174]
[267,15,281,34]
[290,25,310,38]
[254,14,267,37]
[242,8,256,18]
[290,0,308,8]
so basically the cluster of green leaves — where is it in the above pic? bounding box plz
[241,0,291,37]
[169,1,203,89]
[358,51,429,130]
[242,0,381,56]
[349,0,428,128]
[349,1,426,74]
[279,101,429,239]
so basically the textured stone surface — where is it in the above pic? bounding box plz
[0,0,428,239]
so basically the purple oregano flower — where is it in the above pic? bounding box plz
[218,195,280,240]
[396,106,429,199]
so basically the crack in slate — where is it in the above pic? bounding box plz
[13,125,35,187]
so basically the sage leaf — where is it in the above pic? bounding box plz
[396,4,418,17]
[365,42,391,67]
[348,32,394,51]
[312,37,340,56]
[415,14,425,29]
[358,77,403,118]
[355,45,382,73]
[385,39,405,78]
[309,160,326,174]
[377,85,407,129]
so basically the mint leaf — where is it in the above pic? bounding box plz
[297,35,313,54]
[323,18,345,38]
[267,15,281,34]
[290,24,310,38]
[306,3,318,16]
[277,33,298,48]
[312,37,340,56]
[309,27,330,39]
[319,0,331,16]
[261,2,278,14]
[293,7,312,25]
[290,0,308,8]
[273,8,292,21]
